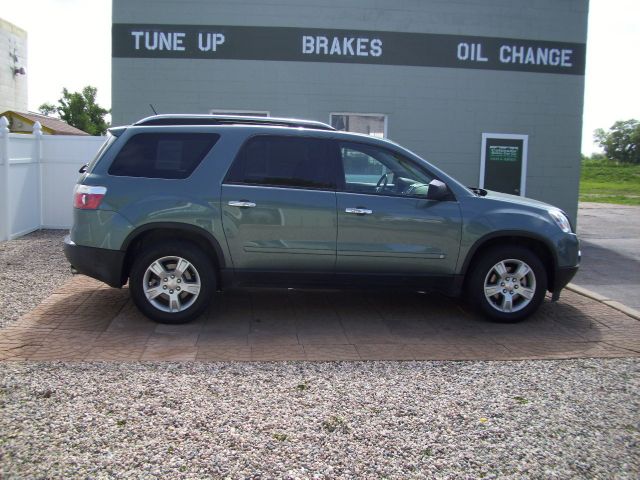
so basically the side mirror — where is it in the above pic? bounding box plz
[426,179,448,201]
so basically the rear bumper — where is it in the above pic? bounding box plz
[63,235,125,288]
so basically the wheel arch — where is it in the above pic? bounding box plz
[461,231,558,292]
[120,223,226,287]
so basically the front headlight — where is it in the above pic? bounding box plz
[549,209,572,233]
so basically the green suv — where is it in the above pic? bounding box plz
[64,115,580,324]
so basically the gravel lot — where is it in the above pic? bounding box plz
[0,229,71,329]
[1,230,639,478]
[1,360,639,478]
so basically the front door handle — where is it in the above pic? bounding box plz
[345,207,373,215]
[228,201,256,208]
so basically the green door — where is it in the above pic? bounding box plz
[336,142,462,275]
[482,136,526,196]
[221,135,338,274]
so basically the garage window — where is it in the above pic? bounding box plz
[210,109,269,117]
[330,113,386,138]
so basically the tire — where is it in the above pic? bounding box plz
[129,241,216,324]
[467,246,547,323]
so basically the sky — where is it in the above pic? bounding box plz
[2,0,639,154]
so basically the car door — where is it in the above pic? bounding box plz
[335,141,462,278]
[221,135,339,281]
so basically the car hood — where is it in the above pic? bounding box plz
[482,189,559,212]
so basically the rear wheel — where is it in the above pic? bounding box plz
[468,246,547,322]
[129,241,215,324]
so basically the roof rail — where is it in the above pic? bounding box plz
[133,114,335,131]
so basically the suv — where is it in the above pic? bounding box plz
[64,114,580,324]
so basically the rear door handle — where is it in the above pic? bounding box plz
[228,201,256,208]
[345,207,373,215]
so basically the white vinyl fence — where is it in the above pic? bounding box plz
[0,116,105,241]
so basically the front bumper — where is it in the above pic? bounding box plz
[63,235,126,288]
[554,265,579,291]
[551,251,580,301]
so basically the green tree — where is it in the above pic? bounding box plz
[38,86,110,135]
[38,102,57,117]
[594,119,640,164]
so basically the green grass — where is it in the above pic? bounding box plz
[580,159,640,205]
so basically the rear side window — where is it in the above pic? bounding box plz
[108,133,219,179]
[225,136,337,190]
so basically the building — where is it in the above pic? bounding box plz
[112,0,588,221]
[1,110,89,135]
[0,18,27,114]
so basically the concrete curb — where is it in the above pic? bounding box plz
[566,283,640,321]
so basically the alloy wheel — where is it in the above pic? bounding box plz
[142,256,201,313]
[483,258,537,313]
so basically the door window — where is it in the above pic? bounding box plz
[225,136,337,190]
[339,142,433,197]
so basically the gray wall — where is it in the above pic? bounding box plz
[112,0,588,222]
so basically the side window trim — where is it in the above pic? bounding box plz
[222,134,341,192]
[332,139,347,192]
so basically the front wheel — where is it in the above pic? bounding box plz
[129,241,216,324]
[467,246,547,322]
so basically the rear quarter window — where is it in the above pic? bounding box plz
[108,133,219,179]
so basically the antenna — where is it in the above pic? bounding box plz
[149,104,158,115]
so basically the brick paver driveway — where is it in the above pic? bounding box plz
[1,276,639,361]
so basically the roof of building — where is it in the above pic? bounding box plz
[0,18,27,37]
[1,110,90,135]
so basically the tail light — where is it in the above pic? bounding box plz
[73,185,107,210]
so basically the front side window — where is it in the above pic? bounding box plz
[225,136,336,190]
[108,133,219,179]
[340,142,434,197]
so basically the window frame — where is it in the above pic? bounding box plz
[223,134,341,192]
[330,112,388,138]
